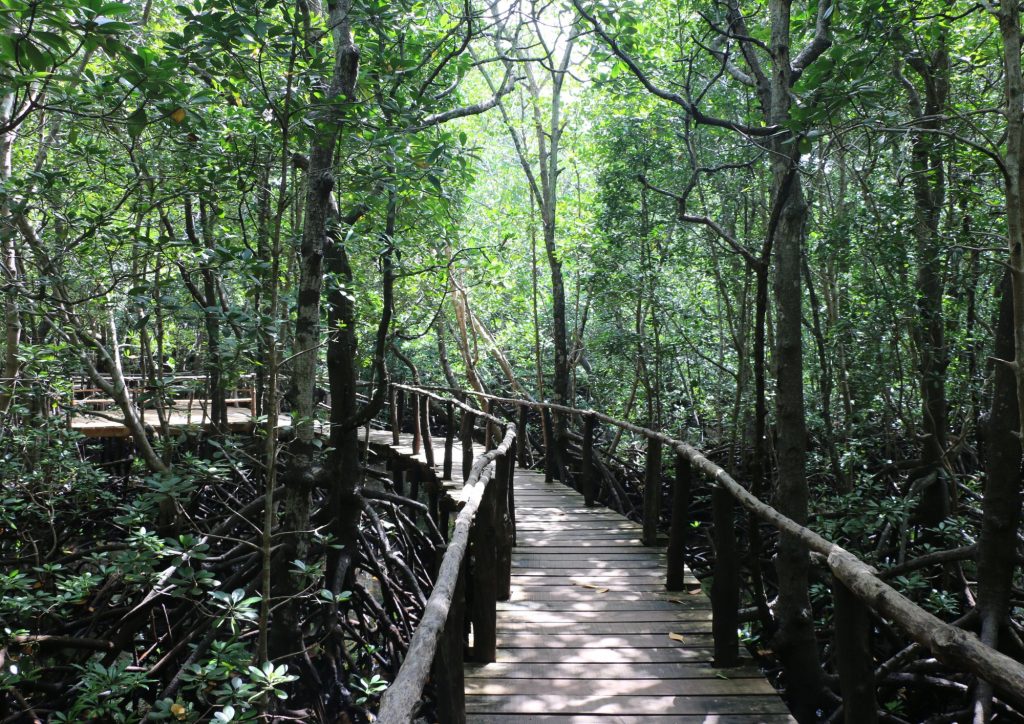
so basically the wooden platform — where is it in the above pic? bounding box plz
[463,470,794,722]
[70,404,279,438]
[364,428,471,498]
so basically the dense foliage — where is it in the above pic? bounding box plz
[2,0,1024,721]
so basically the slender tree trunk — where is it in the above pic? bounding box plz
[973,273,1022,722]
[273,0,359,657]
[998,0,1024,473]
[902,45,949,475]
[977,5,1024,718]
[767,1,821,718]
[0,94,20,413]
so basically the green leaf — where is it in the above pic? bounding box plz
[127,107,147,140]
[21,41,51,71]
[100,1,135,16]
[33,31,71,54]
[0,35,16,64]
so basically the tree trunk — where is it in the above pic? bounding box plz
[973,273,1023,721]
[767,1,821,717]
[273,0,359,658]
[902,45,949,476]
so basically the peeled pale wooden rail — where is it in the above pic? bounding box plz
[389,383,1024,718]
[376,399,516,724]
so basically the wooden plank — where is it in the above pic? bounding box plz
[508,546,654,554]
[495,633,715,649]
[497,621,714,634]
[498,599,709,611]
[464,662,765,680]
[494,647,717,664]
[515,538,645,546]
[509,582,687,593]
[466,715,796,723]
[510,557,667,567]
[507,590,699,603]
[464,694,790,715]
[464,677,778,696]
[495,610,712,622]
[507,572,680,582]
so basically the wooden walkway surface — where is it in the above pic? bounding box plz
[369,427,794,723]
[464,470,794,722]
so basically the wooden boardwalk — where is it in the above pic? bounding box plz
[71,404,272,437]
[463,470,794,722]
[370,427,794,723]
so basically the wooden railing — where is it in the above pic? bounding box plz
[71,374,257,417]
[376,386,516,724]
[378,383,1024,722]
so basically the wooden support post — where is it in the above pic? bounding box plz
[439,499,453,543]
[667,453,691,590]
[390,385,400,446]
[428,478,440,526]
[443,402,455,481]
[581,413,596,507]
[411,394,422,455]
[469,479,498,663]
[833,575,877,723]
[396,388,405,434]
[408,465,421,502]
[495,455,513,601]
[642,437,662,546]
[390,457,405,496]
[516,404,528,467]
[711,485,739,667]
[461,410,475,482]
[420,396,435,467]
[431,551,466,724]
[541,407,554,483]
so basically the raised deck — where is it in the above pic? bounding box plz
[70,403,273,437]
[376,426,795,723]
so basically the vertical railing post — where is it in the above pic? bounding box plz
[389,385,400,446]
[469,478,498,663]
[396,387,405,434]
[516,404,528,467]
[443,401,455,481]
[833,575,877,723]
[711,485,739,667]
[420,396,435,467]
[666,452,691,590]
[483,400,493,451]
[431,551,466,724]
[642,437,662,546]
[541,407,554,483]
[507,444,517,547]
[495,454,514,600]
[461,410,475,482]
[411,393,422,455]
[581,413,596,507]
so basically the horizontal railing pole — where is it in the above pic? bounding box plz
[391,383,1024,708]
[376,427,515,724]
